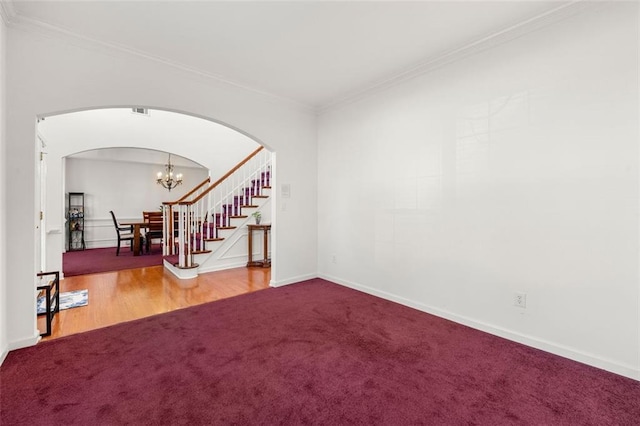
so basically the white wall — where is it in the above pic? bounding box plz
[318,2,639,379]
[5,24,317,350]
[65,157,209,249]
[40,109,261,257]
[0,11,8,363]
[39,108,261,174]
[37,107,261,275]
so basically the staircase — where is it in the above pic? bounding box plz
[161,147,272,279]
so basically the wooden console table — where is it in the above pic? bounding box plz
[247,224,271,268]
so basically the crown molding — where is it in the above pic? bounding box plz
[9,13,316,114]
[5,0,599,116]
[0,0,16,25]
[317,0,596,115]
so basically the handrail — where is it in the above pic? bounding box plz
[161,145,269,263]
[176,176,211,202]
[191,146,264,204]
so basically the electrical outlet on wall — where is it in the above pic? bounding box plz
[331,254,337,264]
[514,292,527,308]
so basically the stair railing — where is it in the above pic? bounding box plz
[163,147,271,268]
[161,176,211,256]
[177,176,211,203]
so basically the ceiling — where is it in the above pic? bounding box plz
[69,147,204,168]
[39,108,261,169]
[7,1,569,110]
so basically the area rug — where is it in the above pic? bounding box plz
[37,289,88,314]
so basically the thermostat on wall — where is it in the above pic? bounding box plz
[281,184,291,198]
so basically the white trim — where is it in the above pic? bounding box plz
[319,273,640,382]
[219,251,249,262]
[5,1,595,115]
[9,13,314,114]
[213,232,248,259]
[270,273,317,288]
[86,217,138,224]
[197,260,247,275]
[0,0,16,25]
[318,0,594,114]
[163,260,198,280]
[86,238,122,244]
[7,332,39,352]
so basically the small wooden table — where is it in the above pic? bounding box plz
[247,224,271,268]
[120,221,149,256]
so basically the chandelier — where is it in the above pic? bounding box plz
[156,154,183,191]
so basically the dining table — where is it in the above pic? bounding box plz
[120,220,149,256]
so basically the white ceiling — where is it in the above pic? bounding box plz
[69,147,203,168]
[8,0,569,110]
[39,108,260,168]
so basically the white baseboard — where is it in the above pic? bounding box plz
[163,260,198,279]
[271,273,318,288]
[196,260,247,275]
[319,273,640,382]
[7,332,40,352]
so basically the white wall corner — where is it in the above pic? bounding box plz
[0,344,8,366]
[7,332,40,352]
[0,1,16,25]
[8,12,314,114]
[270,273,318,288]
[318,0,596,114]
[0,0,8,372]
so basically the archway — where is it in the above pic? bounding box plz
[34,107,275,338]
[37,107,269,278]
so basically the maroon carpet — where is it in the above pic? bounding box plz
[1,279,638,424]
[63,245,164,276]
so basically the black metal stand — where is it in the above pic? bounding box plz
[37,271,60,337]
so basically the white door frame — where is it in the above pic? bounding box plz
[37,133,47,273]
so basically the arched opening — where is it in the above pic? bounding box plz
[36,107,274,338]
[62,147,208,257]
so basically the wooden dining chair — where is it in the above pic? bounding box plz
[143,211,164,253]
[109,210,135,256]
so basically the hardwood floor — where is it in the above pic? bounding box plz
[38,266,271,341]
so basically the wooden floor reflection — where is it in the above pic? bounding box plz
[39,266,271,341]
